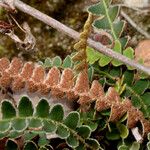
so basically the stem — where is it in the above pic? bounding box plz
[131,127,143,142]
[5,0,150,76]
[103,0,118,40]
[94,68,116,80]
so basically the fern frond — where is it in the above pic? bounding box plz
[0,57,149,138]
[0,97,100,149]
[73,13,93,72]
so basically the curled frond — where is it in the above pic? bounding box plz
[73,13,93,72]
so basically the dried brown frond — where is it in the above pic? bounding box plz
[90,80,105,99]
[127,108,143,128]
[0,57,10,73]
[20,62,34,80]
[27,80,38,93]
[59,69,74,91]
[141,119,150,137]
[8,57,23,76]
[0,71,12,88]
[74,70,89,94]
[32,66,45,83]
[95,97,110,112]
[12,76,25,92]
[109,103,127,122]
[106,87,121,103]
[45,67,60,87]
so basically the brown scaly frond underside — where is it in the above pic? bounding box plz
[0,57,150,137]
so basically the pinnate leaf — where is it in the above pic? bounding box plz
[77,125,91,139]
[94,17,110,30]
[112,40,123,66]
[131,96,141,109]
[99,55,112,67]
[2,101,16,119]
[123,70,134,86]
[62,55,72,68]
[118,145,129,150]
[6,139,18,150]
[24,131,38,141]
[123,47,134,59]
[35,99,50,118]
[9,131,22,139]
[109,6,119,22]
[44,58,51,68]
[66,134,79,148]
[86,47,101,64]
[147,142,150,150]
[12,118,27,132]
[86,138,100,150]
[88,66,94,82]
[56,124,70,138]
[130,142,140,150]
[24,141,38,150]
[142,92,150,106]
[117,123,129,139]
[18,96,33,117]
[43,120,56,133]
[0,120,11,133]
[87,121,98,132]
[132,80,149,95]
[49,104,64,122]
[88,1,106,15]
[123,47,134,70]
[28,118,43,128]
[64,111,79,129]
[52,56,62,67]
[38,132,49,147]
[120,37,129,49]
[113,21,125,38]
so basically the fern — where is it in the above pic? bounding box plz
[39,55,73,69]
[0,96,101,150]
[118,142,140,150]
[117,133,150,150]
[0,56,149,149]
[87,0,135,68]
[124,78,150,118]
[72,13,93,72]
[92,64,150,119]
[88,0,124,40]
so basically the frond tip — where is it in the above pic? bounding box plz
[73,13,93,72]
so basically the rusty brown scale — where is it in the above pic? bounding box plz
[0,57,149,137]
